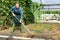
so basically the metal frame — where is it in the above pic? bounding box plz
[40,0,60,11]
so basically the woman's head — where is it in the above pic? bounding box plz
[15,3,19,8]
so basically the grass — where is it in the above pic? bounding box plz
[28,23,59,33]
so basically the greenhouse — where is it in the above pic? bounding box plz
[33,0,60,22]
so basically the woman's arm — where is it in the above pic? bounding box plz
[10,6,16,17]
[19,7,23,19]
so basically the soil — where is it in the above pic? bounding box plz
[0,23,60,40]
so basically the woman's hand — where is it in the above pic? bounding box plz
[12,13,16,17]
[19,19,22,23]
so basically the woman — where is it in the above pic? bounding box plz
[10,3,23,33]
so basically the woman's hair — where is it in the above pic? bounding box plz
[15,2,19,5]
[14,2,21,6]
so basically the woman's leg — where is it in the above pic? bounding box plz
[11,23,15,33]
[11,16,17,33]
[18,23,23,32]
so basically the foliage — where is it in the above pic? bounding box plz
[23,0,34,24]
[0,0,34,27]
[31,2,43,22]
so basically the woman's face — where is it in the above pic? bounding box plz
[15,3,19,8]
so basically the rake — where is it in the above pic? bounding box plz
[6,16,34,40]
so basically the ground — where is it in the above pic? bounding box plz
[0,23,60,40]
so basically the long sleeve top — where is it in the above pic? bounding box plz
[10,6,23,19]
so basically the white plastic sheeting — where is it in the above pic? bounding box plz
[40,14,60,22]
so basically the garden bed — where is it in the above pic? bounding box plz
[0,23,60,40]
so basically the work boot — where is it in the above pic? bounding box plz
[11,24,15,33]
[18,24,24,33]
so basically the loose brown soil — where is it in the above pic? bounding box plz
[0,23,60,40]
